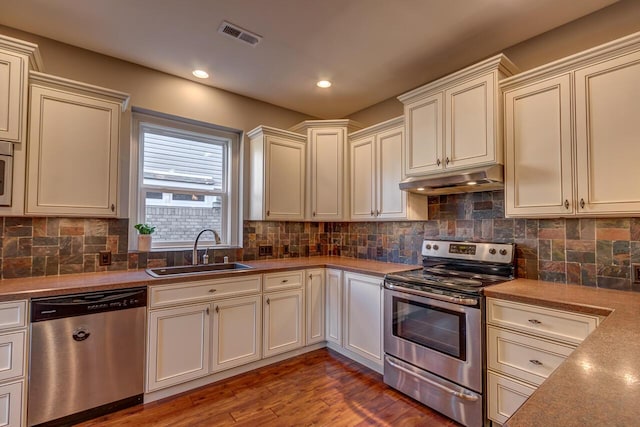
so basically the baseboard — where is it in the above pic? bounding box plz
[326,342,383,374]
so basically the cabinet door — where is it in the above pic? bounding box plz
[376,125,407,219]
[445,73,496,169]
[487,371,535,425]
[325,269,342,346]
[306,269,325,345]
[403,93,444,175]
[504,75,574,217]
[263,289,304,358]
[309,128,345,220]
[211,295,261,372]
[575,50,640,214]
[0,51,26,143]
[265,135,305,220]
[27,85,120,216]
[147,304,210,391]
[343,272,383,366]
[0,332,24,382]
[350,136,376,220]
[0,380,23,427]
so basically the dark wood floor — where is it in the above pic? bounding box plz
[77,348,460,426]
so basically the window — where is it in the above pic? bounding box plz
[131,110,241,249]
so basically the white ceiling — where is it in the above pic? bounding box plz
[0,0,618,118]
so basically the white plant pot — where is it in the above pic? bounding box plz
[138,234,152,252]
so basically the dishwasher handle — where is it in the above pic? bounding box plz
[31,287,147,322]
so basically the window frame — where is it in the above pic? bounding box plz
[130,109,242,251]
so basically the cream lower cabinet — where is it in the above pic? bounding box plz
[26,72,129,217]
[263,271,305,358]
[503,33,640,217]
[343,272,383,369]
[211,295,261,372]
[486,298,600,425]
[325,269,343,346]
[305,269,325,345]
[349,117,427,221]
[0,301,27,427]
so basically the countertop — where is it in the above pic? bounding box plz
[0,256,420,300]
[484,279,640,427]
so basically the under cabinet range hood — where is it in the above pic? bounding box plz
[399,164,504,195]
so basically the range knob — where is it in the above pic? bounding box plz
[499,249,508,256]
[433,244,439,250]
[425,244,432,250]
[489,248,496,255]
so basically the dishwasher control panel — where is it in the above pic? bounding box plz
[31,287,147,322]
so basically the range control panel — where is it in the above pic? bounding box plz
[422,240,514,264]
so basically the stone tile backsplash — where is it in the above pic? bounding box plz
[1,189,639,292]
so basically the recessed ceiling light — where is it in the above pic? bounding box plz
[192,70,209,79]
[416,187,425,191]
[317,80,332,88]
[467,181,478,185]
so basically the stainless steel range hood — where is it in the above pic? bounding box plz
[399,164,504,195]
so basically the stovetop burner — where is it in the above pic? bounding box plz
[385,240,516,296]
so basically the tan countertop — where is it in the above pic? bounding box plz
[484,279,640,427]
[0,256,420,300]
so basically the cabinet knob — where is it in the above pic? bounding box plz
[529,359,543,366]
[206,307,210,315]
[371,210,374,217]
[312,211,316,217]
[375,209,380,217]
[580,198,585,209]
[111,204,115,212]
[489,248,496,255]
[564,200,570,209]
[267,210,270,216]
[437,158,441,166]
[445,157,450,165]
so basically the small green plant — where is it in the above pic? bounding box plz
[134,223,156,235]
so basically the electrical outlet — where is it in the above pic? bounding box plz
[258,245,273,256]
[376,247,384,257]
[283,245,289,255]
[99,251,112,266]
[633,264,640,284]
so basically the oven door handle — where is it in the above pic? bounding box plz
[384,282,478,306]
[385,356,479,402]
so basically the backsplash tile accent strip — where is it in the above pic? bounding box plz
[1,193,639,292]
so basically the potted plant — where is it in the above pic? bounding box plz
[134,223,156,252]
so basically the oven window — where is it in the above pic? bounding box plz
[392,297,466,360]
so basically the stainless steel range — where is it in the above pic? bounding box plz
[383,240,515,427]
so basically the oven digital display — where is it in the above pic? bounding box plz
[449,244,476,255]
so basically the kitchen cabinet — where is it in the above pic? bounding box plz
[486,298,600,425]
[325,269,343,346]
[349,117,427,221]
[305,269,325,345]
[263,271,304,357]
[502,32,640,217]
[248,126,306,221]
[147,275,262,391]
[399,54,518,177]
[343,272,383,369]
[0,301,26,427]
[211,295,261,372]
[26,72,129,217]
[289,120,362,221]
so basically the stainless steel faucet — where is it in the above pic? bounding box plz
[192,229,221,265]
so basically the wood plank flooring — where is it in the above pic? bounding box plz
[78,349,461,426]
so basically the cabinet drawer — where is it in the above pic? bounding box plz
[0,380,23,427]
[150,275,261,308]
[263,271,304,292]
[0,332,25,382]
[487,298,599,345]
[487,326,573,386]
[487,371,535,425]
[0,302,26,331]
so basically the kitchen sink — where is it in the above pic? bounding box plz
[146,262,253,278]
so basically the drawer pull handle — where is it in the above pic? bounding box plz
[266,298,270,305]
[206,307,210,315]
[528,319,541,325]
[215,306,219,314]
[529,359,543,366]
[281,279,288,283]
[208,289,216,293]
[580,198,585,209]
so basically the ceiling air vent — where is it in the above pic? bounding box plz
[218,21,262,47]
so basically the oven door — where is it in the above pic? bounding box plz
[383,283,482,392]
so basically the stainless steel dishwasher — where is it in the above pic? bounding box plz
[28,287,147,426]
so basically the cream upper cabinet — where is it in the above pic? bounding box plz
[289,120,362,221]
[399,54,518,178]
[26,72,129,217]
[502,32,640,217]
[248,126,306,221]
[504,75,574,216]
[0,35,42,144]
[349,117,427,221]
